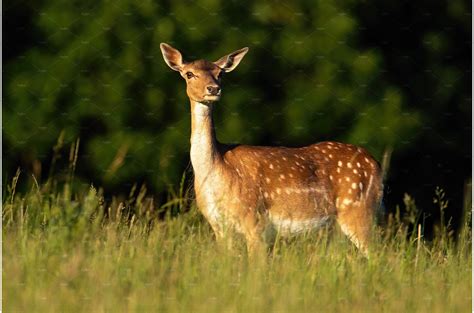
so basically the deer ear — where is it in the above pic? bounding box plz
[214,47,249,72]
[160,43,184,71]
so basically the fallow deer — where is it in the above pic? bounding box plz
[160,43,384,256]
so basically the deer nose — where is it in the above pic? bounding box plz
[207,86,221,95]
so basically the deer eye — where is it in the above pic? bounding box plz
[186,72,194,79]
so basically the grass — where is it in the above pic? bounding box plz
[3,172,472,312]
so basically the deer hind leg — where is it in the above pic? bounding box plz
[336,199,375,256]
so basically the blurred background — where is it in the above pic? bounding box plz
[3,0,471,233]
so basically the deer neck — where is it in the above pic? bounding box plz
[190,100,221,185]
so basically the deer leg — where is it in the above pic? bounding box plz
[241,212,268,258]
[209,223,236,251]
[336,200,375,256]
[245,235,266,258]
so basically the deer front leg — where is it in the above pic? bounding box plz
[244,232,266,257]
[209,221,236,251]
[241,210,269,258]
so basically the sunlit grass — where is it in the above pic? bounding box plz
[3,174,471,312]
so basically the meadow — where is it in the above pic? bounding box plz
[3,169,472,313]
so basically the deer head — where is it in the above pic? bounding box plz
[160,43,248,104]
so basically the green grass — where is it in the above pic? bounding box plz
[3,176,472,312]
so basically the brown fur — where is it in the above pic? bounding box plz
[160,43,383,256]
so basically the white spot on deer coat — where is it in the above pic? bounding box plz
[342,198,353,205]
